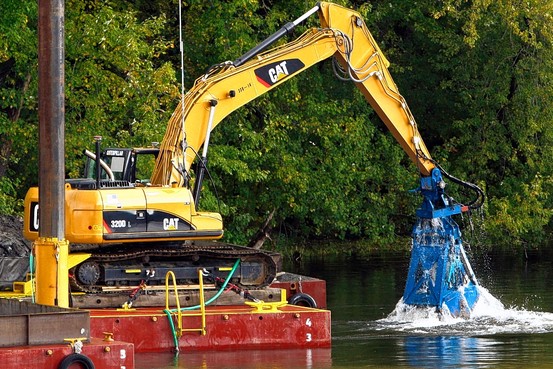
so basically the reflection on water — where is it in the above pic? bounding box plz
[137,348,333,369]
[395,334,553,369]
[137,251,553,368]
[399,336,482,369]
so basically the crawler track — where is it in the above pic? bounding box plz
[69,241,280,294]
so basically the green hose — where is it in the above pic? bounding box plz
[163,259,241,351]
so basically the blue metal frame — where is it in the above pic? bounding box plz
[403,168,479,317]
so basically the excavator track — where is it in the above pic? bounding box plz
[69,241,281,294]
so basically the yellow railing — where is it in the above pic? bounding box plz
[164,269,207,339]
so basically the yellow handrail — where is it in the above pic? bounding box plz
[198,268,206,335]
[165,269,207,338]
[164,271,183,337]
[180,269,207,335]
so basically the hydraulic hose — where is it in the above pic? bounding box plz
[433,161,486,210]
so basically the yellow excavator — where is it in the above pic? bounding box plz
[24,2,483,315]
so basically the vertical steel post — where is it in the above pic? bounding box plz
[94,136,102,189]
[35,0,69,307]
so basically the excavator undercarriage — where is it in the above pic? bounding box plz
[68,241,280,294]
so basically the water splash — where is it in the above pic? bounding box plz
[375,286,553,336]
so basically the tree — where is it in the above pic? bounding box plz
[0,0,177,213]
[64,1,177,177]
[4,0,553,249]
[365,0,553,247]
[177,0,420,244]
[0,0,37,214]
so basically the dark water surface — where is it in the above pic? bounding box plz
[137,250,553,368]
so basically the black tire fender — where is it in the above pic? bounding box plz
[58,353,95,369]
[288,293,317,308]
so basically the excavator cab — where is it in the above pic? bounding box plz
[83,147,159,185]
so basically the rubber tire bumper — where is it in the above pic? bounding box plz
[58,353,95,369]
[289,293,317,308]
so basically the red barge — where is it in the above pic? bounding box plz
[0,272,330,369]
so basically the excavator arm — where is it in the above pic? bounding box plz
[151,2,483,317]
[150,2,434,190]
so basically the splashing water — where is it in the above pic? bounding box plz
[374,286,553,336]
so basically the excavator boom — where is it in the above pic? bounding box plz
[150,2,434,188]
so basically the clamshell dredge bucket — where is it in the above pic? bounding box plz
[402,168,479,317]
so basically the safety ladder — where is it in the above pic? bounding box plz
[164,269,207,337]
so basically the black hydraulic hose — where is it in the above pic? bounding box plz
[189,146,222,215]
[433,161,485,210]
[192,157,207,209]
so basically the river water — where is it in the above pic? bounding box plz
[136,249,553,368]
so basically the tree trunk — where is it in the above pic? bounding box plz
[248,208,276,249]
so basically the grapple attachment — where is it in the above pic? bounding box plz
[402,168,479,317]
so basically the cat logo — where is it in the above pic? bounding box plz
[163,218,180,230]
[255,59,305,88]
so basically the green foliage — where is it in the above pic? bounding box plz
[0,176,23,215]
[3,0,553,250]
[208,60,418,244]
[0,0,37,211]
[363,0,553,248]
[64,1,178,177]
[1,0,177,198]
